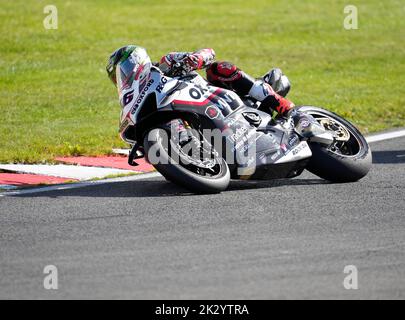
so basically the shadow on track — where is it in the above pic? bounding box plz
[372,150,405,164]
[15,177,329,198]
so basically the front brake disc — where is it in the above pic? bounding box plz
[318,118,350,141]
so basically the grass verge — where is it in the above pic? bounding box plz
[1,0,404,163]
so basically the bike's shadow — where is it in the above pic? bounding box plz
[15,177,330,198]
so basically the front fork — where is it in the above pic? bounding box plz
[289,109,335,145]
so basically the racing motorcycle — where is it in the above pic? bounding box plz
[119,67,372,193]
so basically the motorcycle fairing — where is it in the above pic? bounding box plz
[215,107,312,179]
[164,76,312,179]
[121,69,312,180]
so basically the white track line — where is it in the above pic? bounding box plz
[1,128,405,197]
[0,172,161,197]
[366,129,405,143]
[112,148,130,155]
[0,164,134,180]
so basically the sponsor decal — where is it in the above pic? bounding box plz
[119,118,130,132]
[292,143,308,156]
[288,134,299,147]
[228,126,248,143]
[130,79,155,115]
[205,106,220,119]
[189,88,202,100]
[215,97,228,110]
[230,128,256,152]
[197,85,209,95]
[156,76,168,93]
[299,118,311,128]
[225,117,238,126]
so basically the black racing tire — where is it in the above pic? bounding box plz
[297,106,372,182]
[143,128,230,194]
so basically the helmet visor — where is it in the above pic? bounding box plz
[116,56,137,90]
[116,52,151,93]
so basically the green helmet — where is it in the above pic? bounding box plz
[106,45,151,90]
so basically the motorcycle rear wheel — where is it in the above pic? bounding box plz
[297,106,372,182]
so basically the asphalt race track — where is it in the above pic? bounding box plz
[0,137,404,299]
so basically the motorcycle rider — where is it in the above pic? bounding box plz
[106,45,295,117]
[159,48,295,116]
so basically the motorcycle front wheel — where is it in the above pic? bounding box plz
[297,106,372,182]
[143,127,230,194]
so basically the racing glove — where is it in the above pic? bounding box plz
[159,48,216,76]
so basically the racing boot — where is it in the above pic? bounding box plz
[248,80,295,117]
